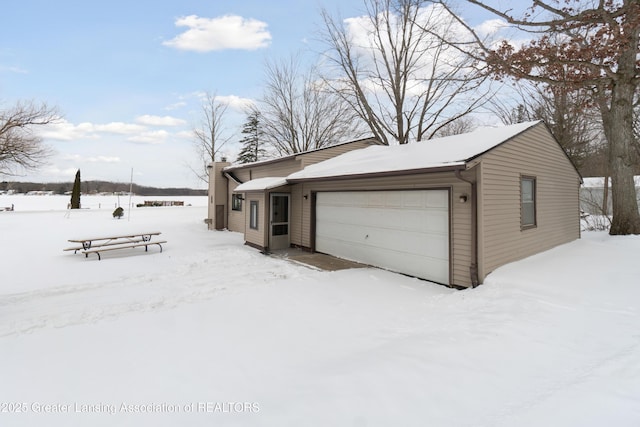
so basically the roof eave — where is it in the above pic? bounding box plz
[286,164,466,184]
[223,136,381,173]
[234,184,291,193]
[224,171,243,184]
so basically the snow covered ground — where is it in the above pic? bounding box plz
[1,195,639,426]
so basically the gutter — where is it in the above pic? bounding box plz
[224,172,243,185]
[455,167,480,288]
[287,164,465,184]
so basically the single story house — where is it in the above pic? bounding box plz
[207,121,582,288]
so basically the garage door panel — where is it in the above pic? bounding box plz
[316,234,449,283]
[426,190,448,207]
[316,190,450,284]
[403,210,448,233]
[317,205,388,228]
[318,205,447,233]
[317,224,447,258]
[400,191,424,208]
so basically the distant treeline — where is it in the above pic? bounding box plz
[1,180,207,196]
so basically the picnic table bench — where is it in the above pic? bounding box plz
[64,232,166,260]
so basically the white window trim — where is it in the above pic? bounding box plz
[249,200,259,230]
[521,176,537,229]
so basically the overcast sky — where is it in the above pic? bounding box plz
[1,0,528,189]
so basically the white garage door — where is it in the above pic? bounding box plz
[316,190,449,284]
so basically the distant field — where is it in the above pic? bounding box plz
[0,194,207,212]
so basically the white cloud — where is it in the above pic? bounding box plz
[163,14,272,52]
[474,18,508,37]
[95,122,147,134]
[38,120,99,141]
[40,120,147,140]
[191,91,255,111]
[87,156,121,163]
[62,154,121,163]
[215,95,255,112]
[165,101,187,111]
[135,114,187,127]
[175,130,194,139]
[127,130,170,144]
[38,117,188,145]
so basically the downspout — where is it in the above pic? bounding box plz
[455,168,480,288]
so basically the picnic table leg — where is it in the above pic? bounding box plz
[85,251,101,260]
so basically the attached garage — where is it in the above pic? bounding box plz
[315,190,450,285]
[217,121,582,288]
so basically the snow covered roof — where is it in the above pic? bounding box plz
[223,137,381,172]
[233,177,288,192]
[287,121,542,182]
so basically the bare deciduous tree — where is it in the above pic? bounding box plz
[490,83,600,170]
[634,102,640,158]
[0,101,59,176]
[437,0,640,234]
[320,0,489,145]
[433,116,477,137]
[535,88,601,171]
[192,92,233,182]
[258,55,367,155]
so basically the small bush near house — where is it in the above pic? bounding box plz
[113,207,124,219]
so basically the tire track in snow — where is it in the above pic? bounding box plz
[0,248,307,337]
[486,336,640,426]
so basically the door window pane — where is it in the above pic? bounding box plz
[272,224,288,236]
[272,195,289,223]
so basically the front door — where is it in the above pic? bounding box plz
[269,193,290,250]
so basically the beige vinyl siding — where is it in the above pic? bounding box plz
[227,139,380,181]
[244,193,267,249]
[224,140,381,235]
[229,159,301,182]
[227,181,244,233]
[251,159,302,179]
[289,185,304,247]
[231,169,251,183]
[226,161,299,234]
[299,139,380,167]
[292,171,474,288]
[477,123,580,280]
[208,162,231,230]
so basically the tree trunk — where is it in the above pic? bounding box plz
[603,0,640,235]
[603,80,640,235]
[602,175,609,216]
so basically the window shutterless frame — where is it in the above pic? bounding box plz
[521,176,537,229]
[232,194,243,211]
[249,200,259,229]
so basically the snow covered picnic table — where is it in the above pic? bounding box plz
[64,231,166,260]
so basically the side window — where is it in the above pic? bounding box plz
[250,200,259,230]
[232,194,243,211]
[521,176,536,228]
